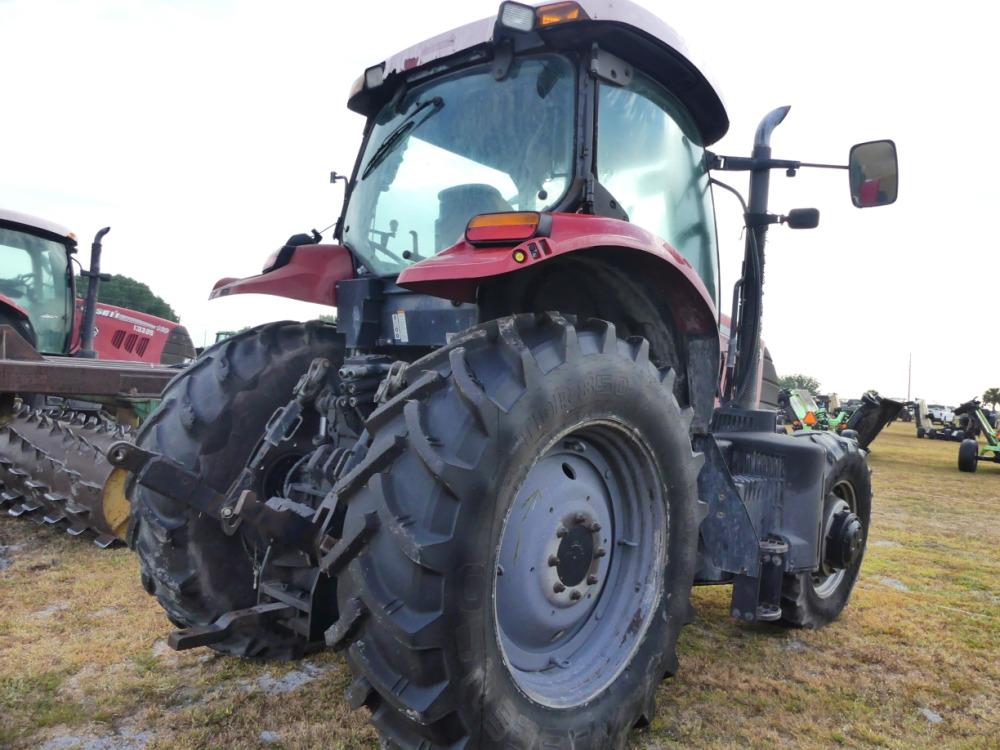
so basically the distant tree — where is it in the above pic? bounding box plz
[779,374,821,394]
[983,387,1000,410]
[319,314,337,325]
[77,274,179,323]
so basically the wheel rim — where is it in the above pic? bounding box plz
[812,479,858,598]
[493,421,667,708]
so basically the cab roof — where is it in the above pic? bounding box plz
[0,207,74,244]
[348,0,729,145]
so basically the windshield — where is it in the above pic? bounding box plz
[0,226,72,353]
[343,54,576,275]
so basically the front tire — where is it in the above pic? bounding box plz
[129,321,343,658]
[329,314,704,749]
[779,435,871,628]
[958,439,979,472]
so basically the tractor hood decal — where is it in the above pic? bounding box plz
[209,244,354,307]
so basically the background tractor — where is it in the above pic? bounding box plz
[779,388,902,449]
[110,2,898,747]
[913,398,969,441]
[0,208,194,545]
[956,399,1000,472]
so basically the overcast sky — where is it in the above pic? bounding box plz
[1,0,995,404]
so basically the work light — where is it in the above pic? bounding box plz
[498,2,536,32]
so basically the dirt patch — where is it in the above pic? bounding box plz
[40,722,151,750]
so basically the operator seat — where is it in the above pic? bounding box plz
[435,184,511,252]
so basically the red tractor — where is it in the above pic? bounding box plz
[0,208,194,545]
[110,2,898,747]
[0,209,193,367]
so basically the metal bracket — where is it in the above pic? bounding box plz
[493,39,514,80]
[730,538,788,623]
[589,44,634,87]
[233,490,318,549]
[107,441,228,520]
[693,435,761,577]
[373,360,407,405]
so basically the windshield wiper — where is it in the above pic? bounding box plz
[361,97,444,180]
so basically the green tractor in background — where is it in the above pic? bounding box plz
[779,388,902,450]
[957,399,1000,472]
[780,389,850,432]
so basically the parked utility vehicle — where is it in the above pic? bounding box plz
[111,3,898,747]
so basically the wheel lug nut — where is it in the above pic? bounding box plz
[574,513,587,524]
[553,582,566,593]
[589,522,601,532]
[556,526,568,538]
[548,555,560,567]
[570,590,582,601]
[587,574,598,585]
[595,548,607,558]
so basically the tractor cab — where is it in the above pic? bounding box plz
[0,209,76,354]
[339,0,726,303]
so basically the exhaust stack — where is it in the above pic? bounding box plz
[77,227,111,359]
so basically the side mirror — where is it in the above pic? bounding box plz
[849,140,898,208]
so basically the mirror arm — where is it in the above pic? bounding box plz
[707,153,847,174]
[798,161,848,170]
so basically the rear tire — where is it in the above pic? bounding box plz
[129,320,343,658]
[958,439,979,473]
[917,427,925,439]
[779,435,871,628]
[330,314,704,749]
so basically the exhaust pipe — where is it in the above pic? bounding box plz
[77,227,111,359]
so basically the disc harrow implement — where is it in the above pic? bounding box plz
[0,406,133,547]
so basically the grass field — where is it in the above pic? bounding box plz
[1,422,997,749]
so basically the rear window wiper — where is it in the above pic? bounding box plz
[361,97,444,180]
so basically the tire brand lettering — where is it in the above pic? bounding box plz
[460,563,484,610]
[529,374,629,434]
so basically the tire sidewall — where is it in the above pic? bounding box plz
[795,449,872,623]
[446,349,700,745]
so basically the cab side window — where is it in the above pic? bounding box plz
[597,71,719,304]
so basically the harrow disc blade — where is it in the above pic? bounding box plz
[0,407,133,546]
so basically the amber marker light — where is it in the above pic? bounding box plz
[536,1,588,27]
[465,212,541,245]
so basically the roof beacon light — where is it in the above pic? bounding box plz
[498,1,536,32]
[537,1,588,27]
[466,211,540,245]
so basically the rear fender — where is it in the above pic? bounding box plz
[0,293,31,323]
[400,213,720,429]
[398,213,718,336]
[209,244,354,307]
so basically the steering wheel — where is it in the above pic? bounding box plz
[0,275,30,298]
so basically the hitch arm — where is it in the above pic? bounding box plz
[108,442,228,520]
[168,602,294,651]
[109,442,324,549]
